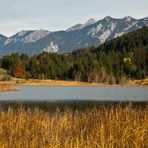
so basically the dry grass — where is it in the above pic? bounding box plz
[17,79,145,86]
[0,104,147,148]
[1,78,148,87]
[135,78,148,85]
[0,84,18,92]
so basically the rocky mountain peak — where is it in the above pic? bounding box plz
[17,30,29,37]
[66,18,96,32]
[104,16,114,21]
[123,16,136,22]
[66,24,83,32]
[84,18,96,26]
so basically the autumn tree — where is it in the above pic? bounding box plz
[15,63,25,78]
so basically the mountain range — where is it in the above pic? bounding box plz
[0,16,148,56]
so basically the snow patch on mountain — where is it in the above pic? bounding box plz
[114,32,124,38]
[85,43,88,47]
[110,22,116,31]
[4,38,14,45]
[87,24,103,37]
[43,42,59,53]
[98,29,111,43]
[124,21,138,31]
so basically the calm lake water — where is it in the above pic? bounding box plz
[0,86,148,102]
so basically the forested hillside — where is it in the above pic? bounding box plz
[0,27,147,84]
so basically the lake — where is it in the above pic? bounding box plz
[0,86,148,102]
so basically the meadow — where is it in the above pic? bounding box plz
[0,103,147,148]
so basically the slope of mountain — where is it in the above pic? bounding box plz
[93,26,148,53]
[0,16,148,56]
[0,34,7,46]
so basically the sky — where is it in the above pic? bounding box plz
[0,0,148,36]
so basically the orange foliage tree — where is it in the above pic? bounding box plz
[15,63,25,78]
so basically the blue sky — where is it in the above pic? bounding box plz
[0,0,148,36]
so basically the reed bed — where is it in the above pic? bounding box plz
[0,84,18,92]
[0,104,147,148]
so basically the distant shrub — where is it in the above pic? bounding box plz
[1,74,12,81]
[25,72,31,80]
[0,74,11,81]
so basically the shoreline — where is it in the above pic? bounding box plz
[0,78,147,92]
[1,79,147,88]
[13,79,148,87]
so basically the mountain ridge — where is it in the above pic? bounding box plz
[0,16,148,56]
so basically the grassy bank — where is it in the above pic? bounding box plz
[135,78,148,85]
[0,104,147,147]
[0,84,18,92]
[0,78,147,92]
[1,78,148,87]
